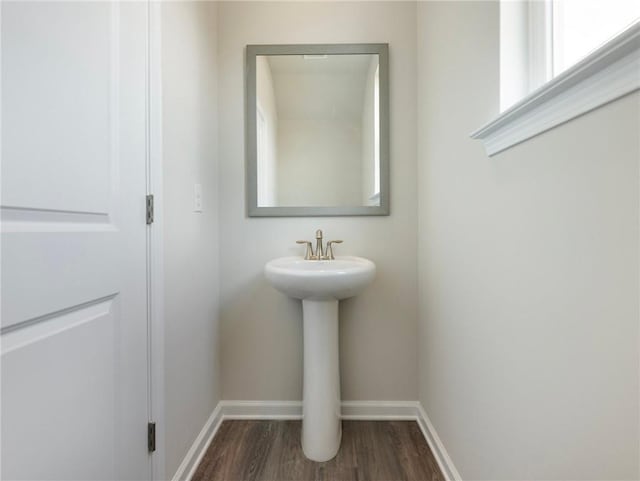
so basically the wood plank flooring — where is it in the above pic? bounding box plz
[192,420,445,481]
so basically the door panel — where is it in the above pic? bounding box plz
[2,299,118,479]
[1,2,151,480]
[2,1,112,214]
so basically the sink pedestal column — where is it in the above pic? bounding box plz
[301,299,341,462]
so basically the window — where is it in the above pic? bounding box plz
[473,0,639,156]
[501,0,639,111]
[552,0,640,75]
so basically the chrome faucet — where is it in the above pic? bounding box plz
[296,230,343,260]
[314,229,324,259]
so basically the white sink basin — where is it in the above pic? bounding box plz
[264,256,376,301]
[264,254,376,462]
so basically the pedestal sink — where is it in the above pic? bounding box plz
[264,255,375,461]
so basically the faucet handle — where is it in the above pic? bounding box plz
[296,240,314,260]
[325,240,343,260]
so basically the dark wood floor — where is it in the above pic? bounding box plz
[192,420,445,481]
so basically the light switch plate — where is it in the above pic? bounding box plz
[194,183,203,212]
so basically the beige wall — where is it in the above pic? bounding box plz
[417,2,640,479]
[277,118,362,206]
[272,66,366,206]
[218,1,418,401]
[162,2,220,477]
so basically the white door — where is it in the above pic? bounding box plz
[1,2,151,479]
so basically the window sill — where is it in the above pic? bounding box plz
[471,22,640,156]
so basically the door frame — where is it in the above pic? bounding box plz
[148,2,166,480]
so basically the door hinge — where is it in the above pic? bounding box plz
[147,422,156,453]
[146,194,154,225]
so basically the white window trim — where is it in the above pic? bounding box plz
[472,21,640,156]
[528,0,553,91]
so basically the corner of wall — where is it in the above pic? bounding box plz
[161,1,221,477]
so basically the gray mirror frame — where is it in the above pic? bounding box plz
[246,43,390,217]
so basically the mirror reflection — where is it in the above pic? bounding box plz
[255,53,381,208]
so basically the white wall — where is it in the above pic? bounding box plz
[162,2,220,478]
[218,1,418,402]
[277,118,362,206]
[417,2,640,479]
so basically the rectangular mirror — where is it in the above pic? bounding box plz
[246,44,389,217]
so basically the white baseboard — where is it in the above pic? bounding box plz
[219,400,303,419]
[341,400,418,420]
[220,399,419,420]
[172,400,461,481]
[416,403,462,481]
[171,403,224,481]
